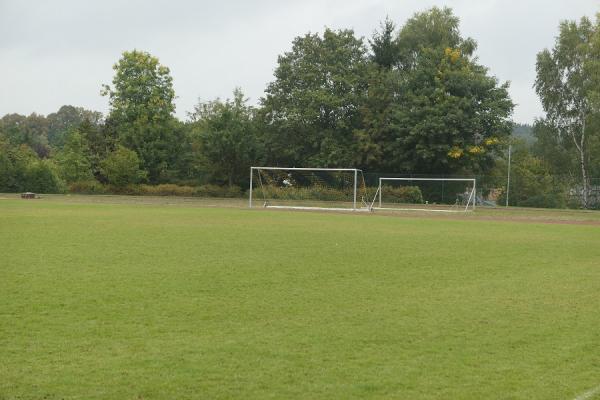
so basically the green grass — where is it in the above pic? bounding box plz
[1,196,600,399]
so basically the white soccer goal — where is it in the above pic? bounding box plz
[249,167,371,211]
[373,177,476,212]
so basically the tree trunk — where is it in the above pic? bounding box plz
[579,145,589,209]
[572,116,588,209]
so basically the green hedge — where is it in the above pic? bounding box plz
[65,182,426,204]
[381,185,424,204]
[22,160,66,194]
[252,185,424,204]
[518,193,567,209]
[68,181,244,198]
[62,182,427,205]
[257,185,354,202]
[68,180,108,194]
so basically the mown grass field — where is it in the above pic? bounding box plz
[1,195,600,399]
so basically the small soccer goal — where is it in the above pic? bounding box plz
[372,177,476,212]
[249,167,371,211]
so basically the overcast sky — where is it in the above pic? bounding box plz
[1,0,598,124]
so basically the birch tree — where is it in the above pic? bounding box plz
[535,14,600,208]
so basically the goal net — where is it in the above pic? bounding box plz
[373,177,476,212]
[249,167,371,211]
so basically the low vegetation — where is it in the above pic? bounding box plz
[67,181,243,198]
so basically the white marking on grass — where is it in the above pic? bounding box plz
[574,383,600,400]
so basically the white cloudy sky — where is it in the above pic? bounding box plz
[1,0,598,123]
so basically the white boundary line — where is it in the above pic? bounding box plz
[574,384,600,400]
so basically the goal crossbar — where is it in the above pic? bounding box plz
[251,167,360,172]
[376,177,476,212]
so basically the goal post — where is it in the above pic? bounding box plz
[249,167,370,211]
[375,177,476,212]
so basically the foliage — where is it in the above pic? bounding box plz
[189,89,258,186]
[67,181,244,198]
[102,50,178,182]
[497,146,568,208]
[5,11,600,209]
[1,14,516,195]
[534,14,600,208]
[512,123,535,146]
[46,105,103,148]
[381,185,424,204]
[0,113,50,158]
[357,7,513,174]
[0,140,17,191]
[0,107,103,160]
[139,183,195,197]
[102,50,175,124]
[260,28,369,167]
[531,120,575,175]
[394,8,513,173]
[67,180,109,194]
[0,141,65,193]
[257,185,355,202]
[76,118,116,180]
[396,7,476,66]
[354,65,397,169]
[22,159,66,193]
[55,130,94,183]
[8,145,40,191]
[370,18,400,69]
[100,145,146,187]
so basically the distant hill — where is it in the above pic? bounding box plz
[512,123,534,145]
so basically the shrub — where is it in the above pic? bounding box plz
[68,180,108,194]
[519,194,566,209]
[381,185,424,204]
[495,153,568,209]
[100,146,147,187]
[66,182,245,198]
[253,185,358,202]
[23,160,66,193]
[105,184,142,195]
[55,131,94,183]
[0,149,16,192]
[139,184,196,197]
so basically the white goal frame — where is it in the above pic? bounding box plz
[374,177,476,212]
[249,167,368,211]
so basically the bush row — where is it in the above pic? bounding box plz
[68,181,244,198]
[259,185,355,202]
[0,159,66,194]
[381,185,424,204]
[8,179,425,204]
[257,185,424,203]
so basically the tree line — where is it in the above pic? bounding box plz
[1,7,599,207]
